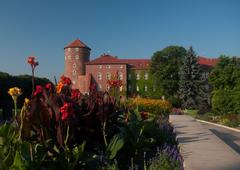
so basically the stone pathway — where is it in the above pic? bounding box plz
[170,115,240,170]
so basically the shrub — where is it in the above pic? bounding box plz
[132,97,172,117]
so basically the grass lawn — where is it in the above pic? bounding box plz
[184,109,240,128]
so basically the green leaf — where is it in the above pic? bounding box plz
[106,134,124,159]
[10,151,26,170]
[20,142,31,161]
[3,147,14,167]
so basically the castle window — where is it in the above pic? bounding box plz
[98,65,102,69]
[144,73,148,80]
[98,72,102,80]
[136,85,139,92]
[65,56,67,60]
[136,73,140,80]
[68,48,71,52]
[128,74,131,79]
[120,86,123,92]
[75,55,79,60]
[107,85,110,90]
[106,72,111,80]
[119,65,123,69]
[119,72,123,80]
[68,56,71,60]
[73,63,76,68]
[75,48,79,52]
[106,65,111,69]
[98,84,102,90]
[144,85,148,92]
[72,69,76,76]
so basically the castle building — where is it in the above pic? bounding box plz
[64,39,218,96]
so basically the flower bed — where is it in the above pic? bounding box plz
[130,97,172,122]
[0,58,183,169]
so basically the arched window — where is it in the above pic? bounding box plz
[119,72,123,80]
[136,85,139,92]
[98,72,102,80]
[73,63,76,68]
[72,69,76,76]
[106,72,111,80]
[144,73,148,80]
[144,85,148,92]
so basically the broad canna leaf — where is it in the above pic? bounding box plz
[106,134,124,159]
[10,151,27,170]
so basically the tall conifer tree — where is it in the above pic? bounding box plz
[179,47,207,109]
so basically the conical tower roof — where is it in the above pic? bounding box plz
[64,39,91,50]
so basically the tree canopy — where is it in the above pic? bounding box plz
[209,56,240,115]
[150,46,187,105]
[0,72,51,108]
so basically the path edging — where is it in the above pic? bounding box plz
[196,119,240,133]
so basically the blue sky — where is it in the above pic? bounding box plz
[0,0,239,80]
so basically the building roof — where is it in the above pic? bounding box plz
[86,54,122,64]
[64,39,91,50]
[198,56,219,67]
[86,54,151,69]
[121,59,150,69]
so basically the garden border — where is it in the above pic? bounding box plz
[196,119,240,133]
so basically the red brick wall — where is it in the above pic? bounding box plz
[64,47,90,88]
[86,64,127,91]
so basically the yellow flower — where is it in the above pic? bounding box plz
[8,87,22,100]
[24,98,30,105]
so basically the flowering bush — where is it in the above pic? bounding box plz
[131,97,172,120]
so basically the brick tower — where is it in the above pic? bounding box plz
[64,39,91,88]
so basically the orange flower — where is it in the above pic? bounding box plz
[56,82,63,93]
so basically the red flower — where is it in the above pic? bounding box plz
[27,56,39,68]
[34,85,43,96]
[59,75,72,86]
[140,112,148,120]
[71,89,81,100]
[60,102,74,121]
[45,83,52,91]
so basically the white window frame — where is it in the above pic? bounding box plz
[98,72,102,80]
[98,84,102,90]
[136,85,139,92]
[72,69,76,75]
[106,65,111,69]
[68,48,71,52]
[144,85,148,92]
[75,55,79,60]
[128,74,131,79]
[75,48,79,52]
[106,72,111,80]
[144,73,148,80]
[136,73,140,80]
[119,65,123,69]
[119,72,123,80]
[73,63,76,68]
[98,65,102,69]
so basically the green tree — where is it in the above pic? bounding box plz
[178,47,207,109]
[209,56,240,115]
[150,46,187,102]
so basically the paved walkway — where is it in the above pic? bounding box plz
[199,121,240,154]
[170,115,240,170]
